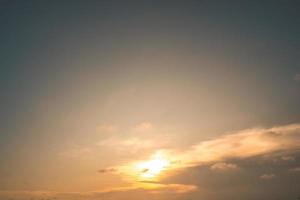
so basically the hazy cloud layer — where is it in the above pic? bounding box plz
[173,123,300,167]
[108,123,300,196]
[210,162,239,171]
[260,173,276,180]
[2,124,300,200]
[133,122,153,132]
[60,147,93,158]
[0,183,197,200]
[97,124,119,133]
[289,167,300,172]
[162,148,300,200]
[98,137,160,151]
[115,123,300,178]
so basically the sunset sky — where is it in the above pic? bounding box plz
[0,1,300,200]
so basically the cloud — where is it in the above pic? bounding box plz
[289,167,300,172]
[3,124,300,200]
[260,173,276,180]
[294,73,300,81]
[97,122,157,152]
[113,123,300,185]
[95,183,197,194]
[60,147,92,158]
[281,155,295,161]
[210,162,239,171]
[97,124,118,133]
[144,183,197,194]
[0,190,58,200]
[0,183,197,200]
[174,123,300,167]
[98,137,157,150]
[98,168,117,173]
[133,122,153,132]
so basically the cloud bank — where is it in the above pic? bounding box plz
[115,123,300,184]
[174,123,300,167]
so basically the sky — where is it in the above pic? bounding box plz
[0,0,300,200]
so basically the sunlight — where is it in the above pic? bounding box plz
[135,152,170,180]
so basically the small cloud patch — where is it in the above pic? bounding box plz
[97,124,118,133]
[260,173,276,180]
[98,168,117,173]
[289,167,300,172]
[134,122,153,132]
[210,162,239,171]
[281,156,295,161]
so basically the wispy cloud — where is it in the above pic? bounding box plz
[97,122,159,151]
[98,168,117,173]
[289,167,300,172]
[0,183,197,200]
[97,123,118,133]
[115,123,300,183]
[210,162,239,171]
[133,122,153,132]
[98,183,197,194]
[174,123,300,166]
[98,137,158,150]
[60,147,92,158]
[0,190,58,200]
[142,183,197,194]
[280,155,295,161]
[260,173,276,180]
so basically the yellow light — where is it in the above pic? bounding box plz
[135,152,170,180]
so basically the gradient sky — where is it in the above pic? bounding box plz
[0,1,300,200]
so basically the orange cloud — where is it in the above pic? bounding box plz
[109,123,300,187]
[143,183,197,194]
[96,182,197,194]
[174,123,300,166]
[0,183,197,200]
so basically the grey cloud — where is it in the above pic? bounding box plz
[260,173,276,180]
[161,144,300,200]
[210,162,239,171]
[98,168,117,173]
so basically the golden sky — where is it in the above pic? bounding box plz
[0,1,300,200]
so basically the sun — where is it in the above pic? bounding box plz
[135,152,170,180]
[118,151,172,182]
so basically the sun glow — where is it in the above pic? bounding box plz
[135,152,170,180]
